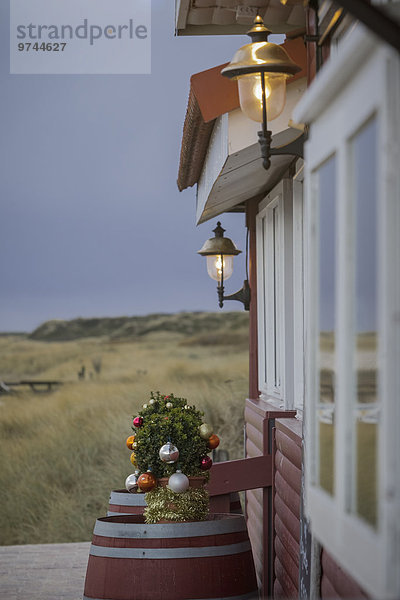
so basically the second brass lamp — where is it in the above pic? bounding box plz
[198,222,250,310]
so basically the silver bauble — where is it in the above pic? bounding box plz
[142,403,148,409]
[168,470,189,493]
[166,402,173,409]
[149,398,155,405]
[159,442,179,463]
[125,472,139,493]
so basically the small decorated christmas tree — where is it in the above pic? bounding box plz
[124,392,220,523]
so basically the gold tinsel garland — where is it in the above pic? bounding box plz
[144,486,209,523]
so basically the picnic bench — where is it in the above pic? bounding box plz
[0,380,63,393]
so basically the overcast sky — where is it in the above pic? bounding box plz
[0,1,256,332]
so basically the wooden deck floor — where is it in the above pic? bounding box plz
[0,542,90,599]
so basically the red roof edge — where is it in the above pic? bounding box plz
[190,62,240,124]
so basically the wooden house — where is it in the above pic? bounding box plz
[176,2,400,599]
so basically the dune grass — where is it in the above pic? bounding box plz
[0,328,248,545]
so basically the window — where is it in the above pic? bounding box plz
[256,176,304,411]
[314,154,337,496]
[295,26,400,599]
[257,188,284,402]
[349,117,378,527]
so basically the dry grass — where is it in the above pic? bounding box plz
[0,328,248,545]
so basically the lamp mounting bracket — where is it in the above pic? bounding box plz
[258,130,272,170]
[217,280,250,311]
[270,133,304,160]
[258,131,304,170]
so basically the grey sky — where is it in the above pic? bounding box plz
[0,1,252,332]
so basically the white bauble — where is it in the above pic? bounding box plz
[125,472,139,493]
[168,470,189,493]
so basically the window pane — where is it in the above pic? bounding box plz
[261,215,267,386]
[273,206,280,389]
[316,155,336,495]
[351,117,378,527]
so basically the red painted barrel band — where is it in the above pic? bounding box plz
[94,514,247,539]
[89,540,251,558]
[91,529,249,548]
[108,505,143,514]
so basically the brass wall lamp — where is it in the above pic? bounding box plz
[221,15,301,170]
[198,222,250,311]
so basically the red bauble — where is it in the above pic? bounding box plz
[133,416,143,428]
[138,472,157,492]
[208,434,220,450]
[200,456,213,471]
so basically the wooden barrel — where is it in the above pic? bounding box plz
[83,514,258,600]
[107,489,147,516]
[108,489,243,516]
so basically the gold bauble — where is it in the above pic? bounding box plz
[199,423,213,439]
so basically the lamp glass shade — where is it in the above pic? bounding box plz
[237,73,287,122]
[206,255,234,283]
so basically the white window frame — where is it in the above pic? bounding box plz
[295,26,400,599]
[256,176,304,412]
[257,185,285,404]
[293,172,305,414]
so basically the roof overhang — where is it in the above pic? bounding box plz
[175,0,306,36]
[196,128,303,224]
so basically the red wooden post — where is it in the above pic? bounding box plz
[245,399,297,598]
[306,7,318,84]
[271,426,277,599]
[246,199,259,401]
